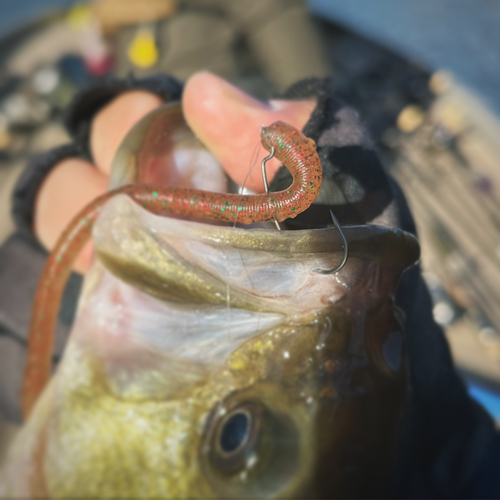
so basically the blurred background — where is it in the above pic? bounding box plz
[1,0,500,451]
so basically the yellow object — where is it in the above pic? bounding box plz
[127,28,159,68]
[397,105,425,133]
[67,3,93,30]
[429,70,452,95]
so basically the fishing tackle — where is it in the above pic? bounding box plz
[260,146,281,231]
[21,121,326,417]
[315,210,349,274]
[260,145,349,274]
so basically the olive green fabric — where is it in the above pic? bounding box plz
[116,0,329,91]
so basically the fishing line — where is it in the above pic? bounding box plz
[223,141,264,344]
[237,142,261,202]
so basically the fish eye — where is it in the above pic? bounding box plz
[218,410,250,454]
[207,403,262,476]
[201,394,301,498]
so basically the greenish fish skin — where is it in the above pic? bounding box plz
[0,198,418,499]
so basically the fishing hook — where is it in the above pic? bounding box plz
[260,146,348,273]
[314,210,349,274]
[261,146,281,231]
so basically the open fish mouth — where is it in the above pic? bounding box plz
[83,194,419,378]
[0,103,420,499]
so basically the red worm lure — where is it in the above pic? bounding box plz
[21,121,322,417]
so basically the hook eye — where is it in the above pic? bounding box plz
[260,145,349,272]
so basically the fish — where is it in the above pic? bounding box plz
[0,104,420,498]
[21,120,322,417]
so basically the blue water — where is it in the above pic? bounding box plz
[308,0,500,119]
[0,0,78,39]
[468,383,500,422]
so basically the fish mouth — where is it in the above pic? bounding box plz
[77,98,421,401]
[92,194,420,313]
[65,193,420,396]
[1,106,422,500]
[43,194,418,499]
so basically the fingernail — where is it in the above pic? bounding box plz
[268,99,317,113]
[268,99,288,111]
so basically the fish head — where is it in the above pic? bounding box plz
[1,103,420,498]
[1,192,419,499]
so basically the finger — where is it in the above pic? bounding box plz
[90,90,164,176]
[183,71,316,192]
[34,158,108,274]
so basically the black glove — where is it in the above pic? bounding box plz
[271,77,500,499]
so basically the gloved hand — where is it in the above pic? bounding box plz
[32,72,317,273]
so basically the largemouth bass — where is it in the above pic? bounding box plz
[0,104,420,498]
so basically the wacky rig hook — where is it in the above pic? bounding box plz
[260,147,349,274]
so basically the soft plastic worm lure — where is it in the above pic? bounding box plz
[21,120,323,417]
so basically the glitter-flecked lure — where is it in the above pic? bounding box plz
[21,121,322,418]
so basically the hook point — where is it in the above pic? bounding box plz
[314,210,349,274]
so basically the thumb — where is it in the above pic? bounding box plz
[182,72,316,192]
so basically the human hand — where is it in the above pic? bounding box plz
[33,72,316,273]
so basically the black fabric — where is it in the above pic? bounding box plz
[393,272,498,498]
[0,233,81,422]
[12,143,82,241]
[65,74,183,162]
[272,77,500,498]
[271,78,394,228]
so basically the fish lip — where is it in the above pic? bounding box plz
[142,207,421,270]
[108,100,420,269]
[90,195,420,326]
[95,194,420,277]
[93,195,420,320]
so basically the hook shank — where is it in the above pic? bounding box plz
[261,146,281,231]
